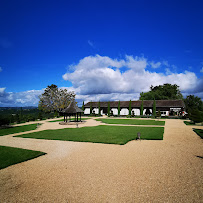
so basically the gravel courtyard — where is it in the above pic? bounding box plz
[0,118,202,202]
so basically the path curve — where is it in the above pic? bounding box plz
[0,119,202,202]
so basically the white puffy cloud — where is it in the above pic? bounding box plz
[62,54,200,103]
[1,55,202,107]
[0,87,6,93]
[150,61,161,68]
[200,67,203,73]
[0,88,43,107]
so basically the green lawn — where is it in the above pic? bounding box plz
[184,121,195,125]
[184,121,203,126]
[193,129,203,139]
[96,118,165,126]
[0,146,46,170]
[16,125,164,145]
[48,118,90,122]
[0,124,39,136]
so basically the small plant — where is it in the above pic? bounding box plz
[156,110,161,117]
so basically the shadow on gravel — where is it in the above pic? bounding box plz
[196,156,203,159]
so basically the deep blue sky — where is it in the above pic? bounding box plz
[0,0,203,106]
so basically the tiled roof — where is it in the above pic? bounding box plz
[84,100,185,108]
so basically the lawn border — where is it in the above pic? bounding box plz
[0,145,46,170]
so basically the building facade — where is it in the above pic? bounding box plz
[84,100,185,116]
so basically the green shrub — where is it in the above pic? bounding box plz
[189,109,203,123]
[0,117,10,126]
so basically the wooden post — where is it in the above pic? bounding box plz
[80,113,81,122]
[64,115,65,122]
[77,113,79,122]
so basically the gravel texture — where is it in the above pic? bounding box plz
[0,118,202,202]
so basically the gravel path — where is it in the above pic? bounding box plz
[0,119,202,202]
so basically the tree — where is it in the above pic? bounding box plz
[139,84,183,100]
[118,100,120,116]
[98,101,101,116]
[129,100,132,116]
[38,111,43,120]
[189,109,203,123]
[82,101,85,111]
[15,114,20,123]
[38,84,75,112]
[108,101,110,117]
[90,101,92,115]
[0,116,10,126]
[20,107,23,121]
[140,100,143,115]
[153,99,156,117]
[184,95,203,113]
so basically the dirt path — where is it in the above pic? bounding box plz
[0,119,202,202]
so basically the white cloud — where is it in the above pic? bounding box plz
[0,87,6,93]
[0,67,2,72]
[88,40,95,48]
[0,88,43,107]
[162,60,169,67]
[62,54,202,104]
[150,61,161,68]
[1,55,202,107]
[200,67,203,73]
[125,55,147,72]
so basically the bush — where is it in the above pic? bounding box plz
[0,117,10,126]
[189,109,203,123]
[156,110,161,117]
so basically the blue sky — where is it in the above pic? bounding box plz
[0,0,203,106]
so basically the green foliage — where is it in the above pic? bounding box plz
[96,118,165,125]
[98,101,101,115]
[184,121,194,125]
[0,117,10,126]
[108,101,110,117]
[82,101,85,111]
[0,146,46,170]
[0,107,56,125]
[16,125,164,145]
[184,95,203,113]
[129,100,132,116]
[139,84,183,100]
[140,100,143,115]
[118,100,120,116]
[15,114,20,123]
[90,102,92,114]
[38,84,75,112]
[38,111,43,120]
[189,109,203,123]
[157,110,161,117]
[153,99,156,116]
